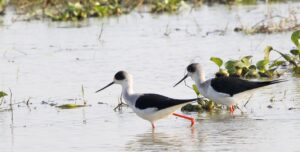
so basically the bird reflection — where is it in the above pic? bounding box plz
[125,125,201,151]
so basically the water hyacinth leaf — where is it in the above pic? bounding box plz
[256,59,269,71]
[269,60,286,68]
[225,60,239,74]
[210,57,223,68]
[290,49,300,56]
[268,68,277,73]
[264,46,273,61]
[216,68,229,77]
[249,65,257,70]
[192,84,200,96]
[241,55,252,67]
[245,69,258,79]
[291,30,300,49]
[0,91,7,98]
[277,52,298,67]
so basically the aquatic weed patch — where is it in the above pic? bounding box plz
[0,0,6,15]
[6,0,290,21]
[235,10,300,34]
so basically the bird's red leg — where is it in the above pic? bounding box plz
[229,105,235,113]
[173,113,195,127]
[151,122,155,129]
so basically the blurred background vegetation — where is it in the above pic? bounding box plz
[0,0,290,20]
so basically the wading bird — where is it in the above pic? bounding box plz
[174,63,286,113]
[96,71,196,128]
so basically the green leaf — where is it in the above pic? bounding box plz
[0,91,7,98]
[294,67,300,74]
[273,50,298,67]
[269,60,285,68]
[249,65,257,70]
[56,104,86,109]
[256,59,269,72]
[244,69,258,79]
[225,60,238,74]
[290,49,300,56]
[210,57,223,68]
[225,60,245,74]
[264,46,273,61]
[192,84,200,96]
[216,68,229,77]
[241,55,252,67]
[291,30,300,49]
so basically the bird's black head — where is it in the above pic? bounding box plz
[187,63,198,73]
[174,63,198,87]
[95,70,130,93]
[114,71,126,81]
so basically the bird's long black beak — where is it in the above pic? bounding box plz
[95,82,114,93]
[173,74,188,87]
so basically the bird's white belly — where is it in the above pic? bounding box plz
[204,86,236,106]
[133,104,186,122]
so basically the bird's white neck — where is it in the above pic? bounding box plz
[121,80,134,96]
[193,69,206,84]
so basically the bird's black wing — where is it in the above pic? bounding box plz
[135,94,197,110]
[210,77,286,97]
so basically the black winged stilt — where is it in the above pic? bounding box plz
[96,71,196,128]
[174,63,286,113]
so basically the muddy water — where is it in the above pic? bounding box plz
[1,3,300,152]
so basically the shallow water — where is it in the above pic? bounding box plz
[1,2,300,152]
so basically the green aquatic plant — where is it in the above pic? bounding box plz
[0,0,6,15]
[209,43,299,79]
[56,85,88,109]
[235,9,300,34]
[56,103,86,109]
[181,84,223,112]
[5,0,293,21]
[0,91,7,108]
[210,57,230,77]
[45,2,88,21]
[182,30,300,113]
[45,1,126,21]
[0,91,7,98]
[150,0,183,13]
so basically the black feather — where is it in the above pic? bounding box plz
[210,77,286,96]
[135,94,197,110]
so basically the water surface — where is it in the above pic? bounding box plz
[0,3,300,152]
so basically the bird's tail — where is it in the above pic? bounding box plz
[254,79,288,89]
[176,98,198,105]
[264,79,288,85]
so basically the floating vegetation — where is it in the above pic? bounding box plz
[4,0,290,21]
[181,85,224,112]
[210,30,300,79]
[56,103,87,109]
[235,10,300,34]
[181,30,300,112]
[45,1,126,21]
[0,91,7,108]
[0,91,7,98]
[150,0,183,13]
[56,85,89,109]
[0,0,5,15]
